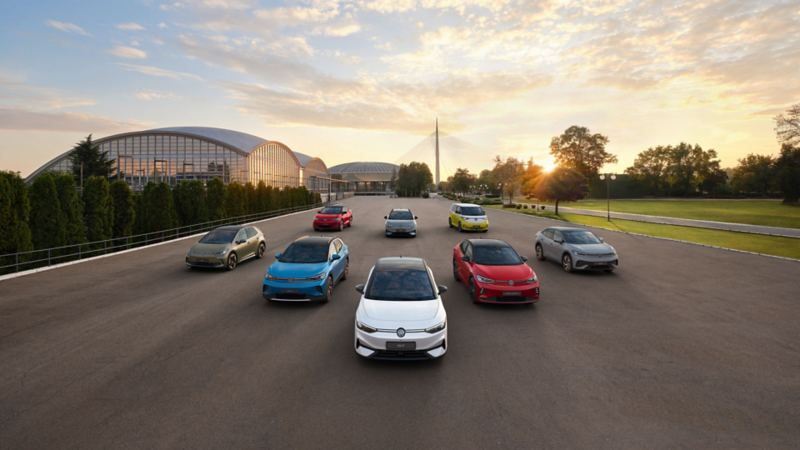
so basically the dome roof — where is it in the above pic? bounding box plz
[146,127,268,154]
[328,162,399,174]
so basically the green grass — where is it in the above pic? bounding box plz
[487,205,800,260]
[510,199,800,229]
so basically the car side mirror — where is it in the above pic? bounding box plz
[274,253,282,259]
[355,284,364,293]
[555,238,563,244]
[237,239,245,244]
[331,254,341,261]
[521,256,528,262]
[598,237,604,242]
[437,285,447,294]
[414,216,418,219]
[461,255,470,262]
[384,216,388,219]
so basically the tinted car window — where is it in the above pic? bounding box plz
[460,240,469,253]
[245,228,257,239]
[280,242,329,263]
[334,239,342,253]
[543,229,554,239]
[388,211,413,220]
[563,231,602,245]
[465,243,473,260]
[460,206,485,216]
[474,246,523,265]
[367,270,436,301]
[235,230,247,243]
[553,231,564,241]
[320,206,343,214]
[199,228,238,244]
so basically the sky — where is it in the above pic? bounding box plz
[0,0,798,179]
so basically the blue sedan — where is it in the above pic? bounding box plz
[263,236,349,303]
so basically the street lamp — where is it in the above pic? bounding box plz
[598,173,617,221]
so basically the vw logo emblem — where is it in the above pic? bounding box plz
[288,278,294,283]
[509,280,515,286]
[396,328,406,338]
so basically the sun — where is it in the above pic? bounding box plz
[541,162,557,173]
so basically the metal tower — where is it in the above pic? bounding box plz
[435,118,440,185]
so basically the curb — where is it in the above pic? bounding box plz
[0,208,317,283]
[490,208,800,263]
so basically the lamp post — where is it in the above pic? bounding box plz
[497,182,504,204]
[598,173,616,221]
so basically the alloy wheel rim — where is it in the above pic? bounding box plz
[563,256,569,269]
[230,255,236,268]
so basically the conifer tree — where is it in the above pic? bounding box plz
[69,134,115,182]
[110,180,135,238]
[132,182,155,235]
[225,181,247,218]
[82,176,114,245]
[245,182,257,215]
[0,171,34,266]
[54,173,86,247]
[206,177,226,221]
[147,182,178,232]
[28,173,67,251]
[256,181,269,214]
[176,180,208,225]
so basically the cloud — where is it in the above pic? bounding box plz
[0,79,96,110]
[116,22,146,31]
[115,63,204,80]
[158,22,169,29]
[45,20,91,36]
[334,51,362,65]
[133,90,182,100]
[107,46,148,59]
[0,106,151,132]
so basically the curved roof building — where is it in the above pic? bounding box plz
[328,161,399,194]
[26,127,328,190]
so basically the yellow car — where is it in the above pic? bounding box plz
[449,203,489,232]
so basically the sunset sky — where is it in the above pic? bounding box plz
[1,0,797,179]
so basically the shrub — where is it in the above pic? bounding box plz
[502,203,517,208]
[523,204,528,209]
[422,192,430,198]
[516,204,522,209]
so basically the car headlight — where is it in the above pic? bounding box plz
[425,319,446,334]
[526,274,538,283]
[476,274,495,283]
[308,273,326,281]
[213,249,229,255]
[357,320,377,333]
[572,250,589,256]
[265,273,278,280]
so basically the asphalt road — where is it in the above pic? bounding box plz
[1,195,798,449]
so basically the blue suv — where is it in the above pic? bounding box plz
[263,236,349,303]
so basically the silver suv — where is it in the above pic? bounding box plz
[534,227,618,273]
[384,209,417,237]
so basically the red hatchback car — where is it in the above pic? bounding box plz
[313,204,353,231]
[453,239,540,304]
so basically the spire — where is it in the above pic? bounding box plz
[435,118,440,186]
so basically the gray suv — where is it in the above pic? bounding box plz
[534,227,618,273]
[384,209,417,237]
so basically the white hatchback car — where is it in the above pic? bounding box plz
[354,257,448,360]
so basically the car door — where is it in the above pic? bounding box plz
[245,227,259,257]
[342,207,350,225]
[459,241,473,283]
[234,229,248,257]
[329,241,343,281]
[550,230,564,259]
[450,205,458,225]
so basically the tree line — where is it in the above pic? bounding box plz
[395,162,433,197]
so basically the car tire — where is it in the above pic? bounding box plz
[604,269,614,273]
[226,252,237,271]
[458,222,463,232]
[338,221,344,231]
[256,242,266,259]
[535,244,546,261]
[482,229,488,233]
[469,277,479,304]
[348,217,352,227]
[314,228,319,232]
[321,276,332,303]
[448,218,453,228]
[342,258,349,280]
[562,254,573,273]
[453,259,460,282]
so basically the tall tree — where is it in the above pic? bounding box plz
[147,182,178,232]
[256,181,269,213]
[550,126,617,179]
[69,134,115,183]
[110,181,135,238]
[451,168,474,195]
[774,143,800,203]
[225,182,247,218]
[82,176,114,245]
[54,173,86,247]
[395,162,433,197]
[264,185,275,211]
[245,181,258,215]
[133,182,155,235]
[492,156,525,202]
[530,167,589,215]
[625,146,671,196]
[175,180,208,226]
[28,173,67,252]
[774,103,800,146]
[0,172,34,263]
[730,154,775,195]
[206,177,226,221]
[519,158,544,198]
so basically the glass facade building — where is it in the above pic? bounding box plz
[328,162,399,194]
[26,127,328,190]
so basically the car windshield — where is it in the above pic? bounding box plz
[388,211,413,220]
[320,206,343,214]
[460,206,485,216]
[367,270,435,301]
[279,242,328,263]
[474,246,522,265]
[199,228,238,244]
[563,230,602,245]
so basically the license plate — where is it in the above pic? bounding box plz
[502,291,521,296]
[386,341,416,350]
[281,289,300,294]
[592,262,606,266]
[473,225,481,229]
[196,258,208,263]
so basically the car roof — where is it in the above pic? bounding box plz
[374,257,426,271]
[547,226,589,232]
[292,236,334,245]
[389,208,410,212]
[215,225,248,231]
[453,202,481,207]
[467,238,511,248]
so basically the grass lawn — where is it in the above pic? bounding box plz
[487,205,800,260]
[510,199,800,229]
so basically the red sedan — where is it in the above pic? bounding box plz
[313,204,353,231]
[453,239,540,304]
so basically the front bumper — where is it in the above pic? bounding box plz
[186,255,226,268]
[385,228,416,236]
[461,221,489,231]
[573,256,619,271]
[313,220,342,229]
[354,327,447,360]
[475,282,539,304]
[263,279,328,301]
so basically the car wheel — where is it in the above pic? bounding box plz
[458,222,463,232]
[562,254,573,273]
[339,221,344,231]
[535,244,545,261]
[226,252,237,271]
[482,229,488,233]
[448,218,453,228]
[453,259,460,282]
[348,217,352,227]
[321,276,332,303]
[342,258,349,280]
[604,269,614,273]
[469,277,479,304]
[314,228,319,232]
[256,243,266,259]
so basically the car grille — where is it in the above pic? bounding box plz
[275,293,308,300]
[371,350,431,360]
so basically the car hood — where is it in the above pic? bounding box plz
[190,242,231,254]
[386,220,415,226]
[474,263,533,281]
[362,299,439,322]
[460,215,488,221]
[569,243,615,254]
[315,214,341,219]
[268,261,328,277]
